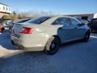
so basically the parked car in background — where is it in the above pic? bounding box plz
[0,15,12,31]
[11,16,90,55]
[0,19,4,32]
[3,19,13,30]
[0,22,4,32]
[77,18,89,25]
[88,18,97,32]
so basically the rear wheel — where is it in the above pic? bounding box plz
[44,36,60,55]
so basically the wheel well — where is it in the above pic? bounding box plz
[53,35,61,43]
[2,27,4,30]
[84,30,90,37]
[0,27,4,32]
[86,30,91,34]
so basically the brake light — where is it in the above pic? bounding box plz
[20,27,32,34]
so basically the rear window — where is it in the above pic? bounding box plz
[18,18,30,23]
[28,16,51,24]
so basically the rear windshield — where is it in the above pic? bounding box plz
[18,18,30,23]
[28,16,51,24]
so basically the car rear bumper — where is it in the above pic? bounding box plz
[11,35,45,51]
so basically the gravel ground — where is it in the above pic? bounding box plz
[0,31,97,73]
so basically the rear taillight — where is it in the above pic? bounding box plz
[20,27,32,34]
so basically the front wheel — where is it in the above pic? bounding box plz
[44,37,60,55]
[83,31,90,42]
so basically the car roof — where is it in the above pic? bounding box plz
[18,15,80,26]
[36,15,79,25]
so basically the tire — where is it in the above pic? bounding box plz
[44,36,60,55]
[83,31,90,42]
[11,40,15,45]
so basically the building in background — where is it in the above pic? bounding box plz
[67,13,97,21]
[94,13,97,18]
[0,2,12,18]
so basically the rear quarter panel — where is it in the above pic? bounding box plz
[27,25,63,47]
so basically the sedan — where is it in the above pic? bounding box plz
[11,16,90,55]
[88,18,97,32]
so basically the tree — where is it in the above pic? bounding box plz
[2,15,11,20]
[10,11,18,20]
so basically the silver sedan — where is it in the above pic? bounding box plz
[11,16,90,55]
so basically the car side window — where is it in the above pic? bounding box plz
[70,18,80,26]
[52,17,70,27]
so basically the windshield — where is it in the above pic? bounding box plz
[28,16,51,24]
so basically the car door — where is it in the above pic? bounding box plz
[70,18,85,40]
[52,17,74,43]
